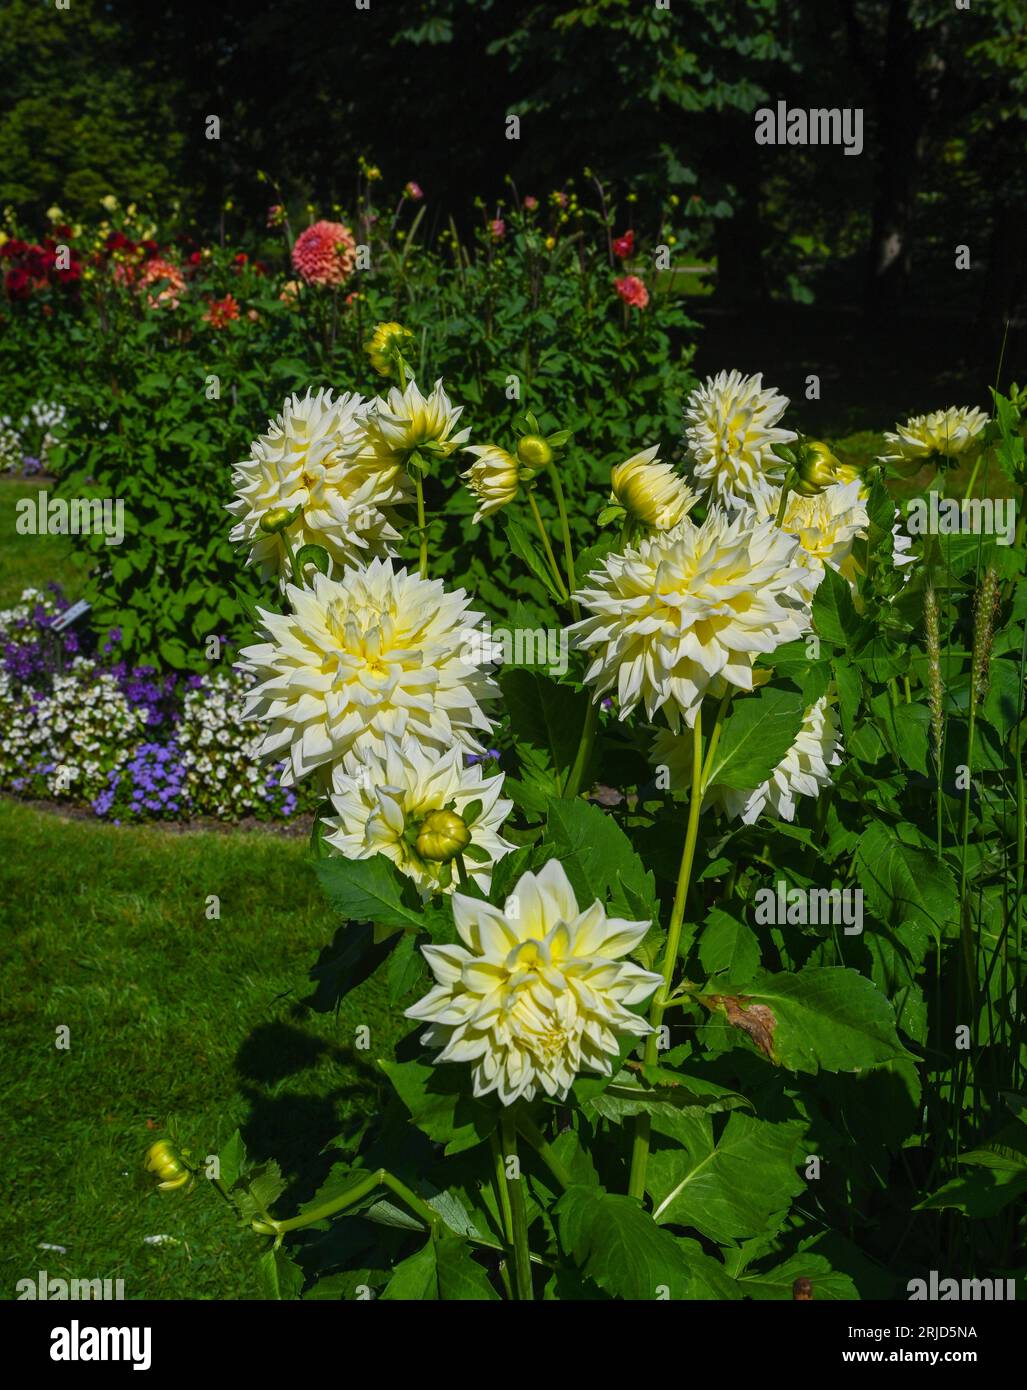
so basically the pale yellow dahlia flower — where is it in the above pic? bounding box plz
[360,377,470,466]
[879,406,988,462]
[324,735,514,898]
[462,444,521,522]
[405,859,661,1105]
[742,479,868,597]
[610,445,697,530]
[569,511,809,729]
[683,370,797,503]
[652,692,843,825]
[240,560,498,785]
[228,388,410,587]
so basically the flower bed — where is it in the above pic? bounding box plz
[0,587,307,823]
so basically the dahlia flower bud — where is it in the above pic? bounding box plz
[258,505,299,535]
[610,445,696,530]
[364,321,415,378]
[415,809,470,863]
[462,444,522,522]
[517,434,554,469]
[144,1140,192,1192]
[793,441,843,498]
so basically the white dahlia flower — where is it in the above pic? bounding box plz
[879,406,988,462]
[324,735,514,898]
[683,370,797,503]
[405,859,661,1105]
[610,445,697,530]
[228,388,410,587]
[240,560,498,785]
[742,479,868,597]
[569,511,809,729]
[360,377,470,466]
[461,444,520,522]
[651,692,843,825]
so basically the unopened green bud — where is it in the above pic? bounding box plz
[793,441,842,497]
[517,435,554,469]
[259,506,297,535]
[415,809,471,862]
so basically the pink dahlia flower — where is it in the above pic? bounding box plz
[138,257,186,309]
[291,219,357,287]
[615,274,649,310]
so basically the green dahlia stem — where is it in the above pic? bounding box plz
[563,697,598,800]
[501,1110,534,1300]
[516,1113,574,1191]
[628,696,728,1200]
[280,529,299,585]
[265,1168,441,1241]
[414,474,428,578]
[525,490,568,602]
[549,466,578,619]
[490,1128,516,1250]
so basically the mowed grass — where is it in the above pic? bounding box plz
[0,800,406,1300]
[0,479,93,607]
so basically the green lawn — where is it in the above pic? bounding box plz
[0,478,93,608]
[0,799,406,1300]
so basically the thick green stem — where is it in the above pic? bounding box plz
[525,490,569,601]
[549,467,578,619]
[266,1168,441,1239]
[415,474,428,578]
[628,698,727,1200]
[774,476,795,526]
[501,1111,534,1300]
[280,529,299,584]
[490,1129,516,1253]
[516,1113,574,1191]
[564,698,598,799]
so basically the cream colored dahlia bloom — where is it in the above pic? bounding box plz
[742,479,868,597]
[228,389,410,587]
[569,511,809,729]
[240,560,498,785]
[360,377,470,466]
[405,859,661,1104]
[324,735,514,898]
[683,370,797,503]
[462,444,520,522]
[880,406,988,462]
[652,693,842,825]
[610,445,697,530]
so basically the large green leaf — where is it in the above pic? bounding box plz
[315,854,450,938]
[380,1234,500,1300]
[701,966,909,1073]
[380,1057,498,1155]
[555,1185,706,1300]
[698,907,760,982]
[501,667,591,793]
[738,1252,859,1301]
[257,1247,305,1301]
[855,822,958,939]
[646,1113,806,1242]
[812,564,865,646]
[543,797,657,922]
[704,688,806,790]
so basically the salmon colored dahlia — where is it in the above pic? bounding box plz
[138,257,186,309]
[615,274,649,309]
[203,294,240,328]
[291,220,357,287]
